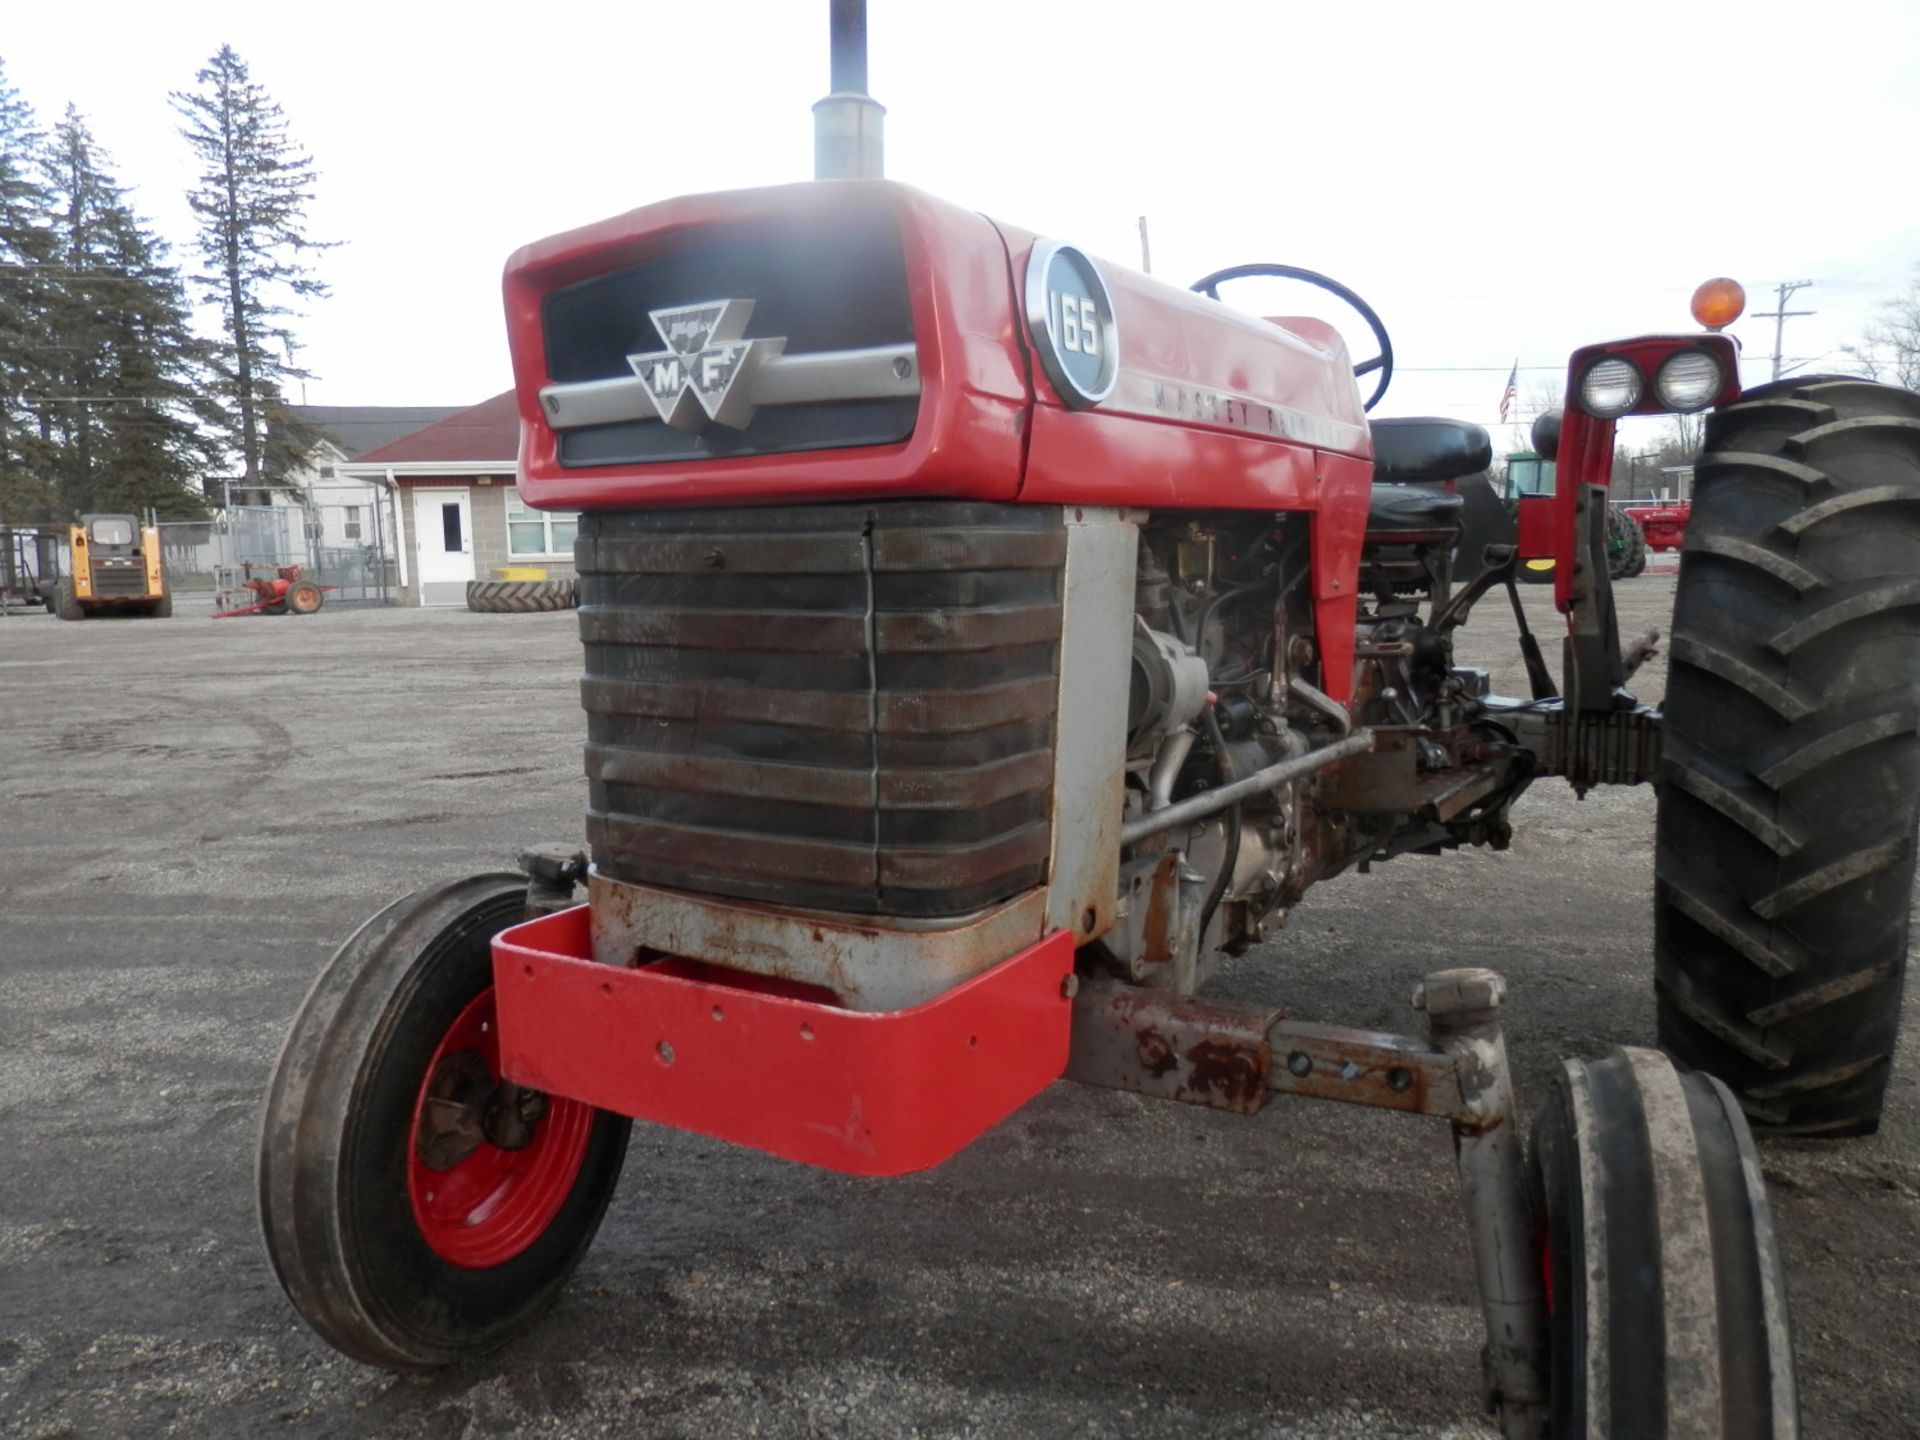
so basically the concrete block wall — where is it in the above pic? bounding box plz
[396,476,579,606]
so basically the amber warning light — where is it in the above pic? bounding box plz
[1692,277,1746,331]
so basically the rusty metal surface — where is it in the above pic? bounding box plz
[1317,740,1418,814]
[1065,980,1468,1122]
[578,501,1065,918]
[1263,1019,1465,1119]
[871,527,1066,571]
[1064,980,1279,1116]
[587,870,1049,1012]
[580,677,868,730]
[578,531,867,575]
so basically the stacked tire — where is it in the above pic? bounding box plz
[1656,377,1920,1135]
[466,579,577,613]
[1612,506,1648,578]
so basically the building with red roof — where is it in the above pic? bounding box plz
[340,392,571,607]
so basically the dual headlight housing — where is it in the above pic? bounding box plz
[1577,347,1728,420]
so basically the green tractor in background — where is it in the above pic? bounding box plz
[1501,450,1646,582]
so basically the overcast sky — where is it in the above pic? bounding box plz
[7,0,1920,457]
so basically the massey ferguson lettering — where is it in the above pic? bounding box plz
[625,298,787,432]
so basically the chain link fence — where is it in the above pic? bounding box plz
[159,497,400,608]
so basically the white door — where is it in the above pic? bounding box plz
[413,488,474,605]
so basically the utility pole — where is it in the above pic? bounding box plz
[1753,279,1815,380]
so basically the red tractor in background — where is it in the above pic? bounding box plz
[1622,495,1691,554]
[212,562,331,618]
[259,8,1919,1434]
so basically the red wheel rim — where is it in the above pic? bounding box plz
[406,987,593,1268]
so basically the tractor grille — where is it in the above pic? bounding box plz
[577,501,1064,918]
[544,221,916,468]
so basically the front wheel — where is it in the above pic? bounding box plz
[258,873,631,1369]
[1531,1047,1796,1438]
[55,580,85,621]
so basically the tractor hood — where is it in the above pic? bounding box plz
[505,180,1371,511]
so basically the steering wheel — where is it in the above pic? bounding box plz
[1189,263,1395,412]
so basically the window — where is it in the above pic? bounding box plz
[343,505,362,541]
[89,518,134,546]
[506,497,579,557]
[1506,457,1556,498]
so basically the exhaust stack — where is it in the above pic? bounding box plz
[812,0,885,179]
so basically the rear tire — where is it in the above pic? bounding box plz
[1657,376,1920,1135]
[55,580,84,621]
[1531,1047,1797,1438]
[286,581,324,615]
[258,874,631,1369]
[150,592,173,618]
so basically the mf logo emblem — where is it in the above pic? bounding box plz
[626,299,786,432]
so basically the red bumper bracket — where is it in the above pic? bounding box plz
[492,906,1075,1177]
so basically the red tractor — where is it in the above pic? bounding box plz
[259,11,1917,1434]
[213,562,331,618]
[1622,496,1691,554]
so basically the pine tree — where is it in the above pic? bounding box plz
[0,58,62,521]
[172,45,332,489]
[40,107,213,518]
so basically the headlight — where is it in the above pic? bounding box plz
[1655,349,1724,412]
[1579,357,1643,419]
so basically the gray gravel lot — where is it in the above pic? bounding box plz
[1,568,1916,1439]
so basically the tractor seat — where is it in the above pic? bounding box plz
[1365,417,1493,535]
[1368,483,1465,533]
[1369,417,1493,484]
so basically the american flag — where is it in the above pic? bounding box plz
[1498,361,1518,423]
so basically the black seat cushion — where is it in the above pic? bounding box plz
[1368,483,1464,534]
[1369,416,1493,484]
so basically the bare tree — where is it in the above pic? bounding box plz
[1843,268,1920,392]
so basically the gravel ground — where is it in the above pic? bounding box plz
[1,565,1915,1439]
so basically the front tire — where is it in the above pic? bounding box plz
[1532,1048,1797,1438]
[55,580,84,621]
[258,873,631,1369]
[1657,377,1920,1135]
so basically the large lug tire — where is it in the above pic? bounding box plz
[285,580,324,615]
[1612,508,1647,579]
[1604,505,1638,580]
[55,580,85,621]
[258,873,631,1369]
[1531,1047,1797,1438]
[150,591,173,618]
[466,578,577,613]
[1656,377,1920,1135]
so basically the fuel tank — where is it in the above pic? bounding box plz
[504,179,1372,512]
